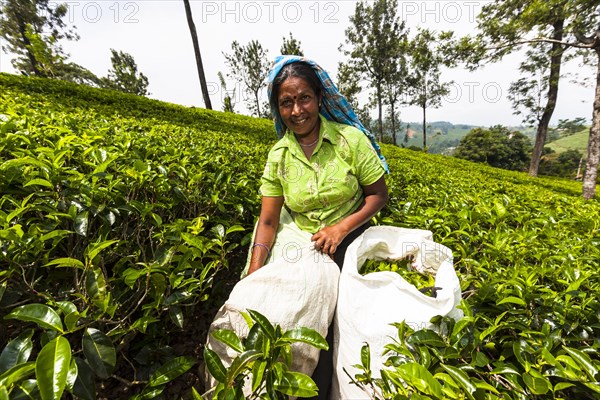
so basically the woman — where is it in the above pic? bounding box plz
[246,55,389,399]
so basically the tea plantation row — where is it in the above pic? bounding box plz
[0,73,599,399]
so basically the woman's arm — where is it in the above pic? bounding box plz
[311,176,388,255]
[246,196,284,276]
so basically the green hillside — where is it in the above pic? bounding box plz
[547,129,590,154]
[1,74,599,399]
[399,121,475,154]
[398,121,535,154]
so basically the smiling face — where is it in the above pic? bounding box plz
[277,76,321,140]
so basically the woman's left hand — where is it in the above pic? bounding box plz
[311,224,348,256]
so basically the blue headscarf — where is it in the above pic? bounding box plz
[267,55,389,173]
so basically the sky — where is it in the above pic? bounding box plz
[0,0,595,127]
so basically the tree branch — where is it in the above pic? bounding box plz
[573,29,599,46]
[487,37,595,51]
[110,374,146,387]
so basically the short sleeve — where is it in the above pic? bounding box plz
[260,148,284,197]
[354,133,385,186]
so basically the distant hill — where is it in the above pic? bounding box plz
[546,129,590,154]
[393,121,532,154]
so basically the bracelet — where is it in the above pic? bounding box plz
[252,243,271,258]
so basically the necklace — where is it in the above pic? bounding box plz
[297,136,319,147]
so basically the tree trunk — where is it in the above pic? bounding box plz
[422,78,427,152]
[391,102,397,146]
[582,49,600,200]
[576,156,583,179]
[422,103,427,151]
[528,20,564,177]
[17,19,41,76]
[255,90,261,117]
[377,84,383,142]
[183,0,212,110]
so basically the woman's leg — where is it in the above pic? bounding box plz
[309,222,371,400]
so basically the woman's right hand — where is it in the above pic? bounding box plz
[311,223,348,256]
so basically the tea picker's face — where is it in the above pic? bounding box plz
[277,76,321,139]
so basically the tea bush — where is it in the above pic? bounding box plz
[0,73,272,399]
[1,73,599,399]
[361,149,600,399]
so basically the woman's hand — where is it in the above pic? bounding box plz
[311,176,388,257]
[311,224,348,256]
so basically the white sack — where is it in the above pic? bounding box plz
[241,207,314,278]
[205,244,339,396]
[332,226,463,400]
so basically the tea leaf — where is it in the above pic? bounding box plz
[36,336,71,400]
[5,305,64,333]
[225,350,261,387]
[562,346,599,381]
[203,348,226,384]
[44,258,85,269]
[72,358,96,400]
[148,356,195,387]
[82,328,116,379]
[0,362,35,389]
[279,327,328,350]
[0,329,34,374]
[273,371,318,397]
[212,329,245,353]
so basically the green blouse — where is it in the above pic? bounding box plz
[260,116,386,234]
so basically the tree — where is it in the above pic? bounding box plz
[183,0,212,109]
[337,62,361,109]
[475,0,599,199]
[505,129,534,171]
[478,0,570,178]
[406,29,453,152]
[386,106,399,146]
[0,0,78,76]
[55,61,100,87]
[557,117,588,135]
[218,71,235,113]
[548,117,588,141]
[507,44,553,128]
[101,49,149,96]
[19,23,65,77]
[223,40,270,117]
[539,149,584,178]
[336,63,374,131]
[384,36,409,147]
[454,126,532,171]
[569,1,600,199]
[280,32,304,56]
[0,0,106,87]
[340,0,407,141]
